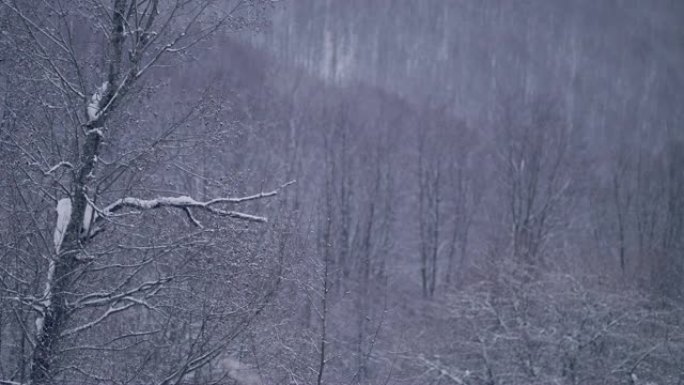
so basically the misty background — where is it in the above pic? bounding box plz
[1,1,683,384]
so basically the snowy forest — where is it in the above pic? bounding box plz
[0,1,683,384]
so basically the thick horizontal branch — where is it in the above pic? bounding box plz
[102,181,294,224]
[104,196,267,222]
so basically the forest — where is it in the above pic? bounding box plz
[0,1,683,384]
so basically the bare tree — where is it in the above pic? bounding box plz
[417,114,481,296]
[417,127,442,297]
[496,99,571,268]
[0,1,285,384]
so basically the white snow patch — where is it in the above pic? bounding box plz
[54,198,98,252]
[87,81,109,121]
[53,198,72,253]
[82,201,96,236]
[35,313,44,334]
[85,127,104,137]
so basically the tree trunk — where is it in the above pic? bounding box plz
[30,125,104,384]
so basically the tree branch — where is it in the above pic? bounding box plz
[103,181,295,223]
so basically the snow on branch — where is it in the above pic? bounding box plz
[104,196,267,222]
[103,181,294,224]
[61,302,136,338]
[45,161,73,175]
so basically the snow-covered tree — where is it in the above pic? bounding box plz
[0,1,284,384]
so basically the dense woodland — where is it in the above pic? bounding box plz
[0,1,683,384]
